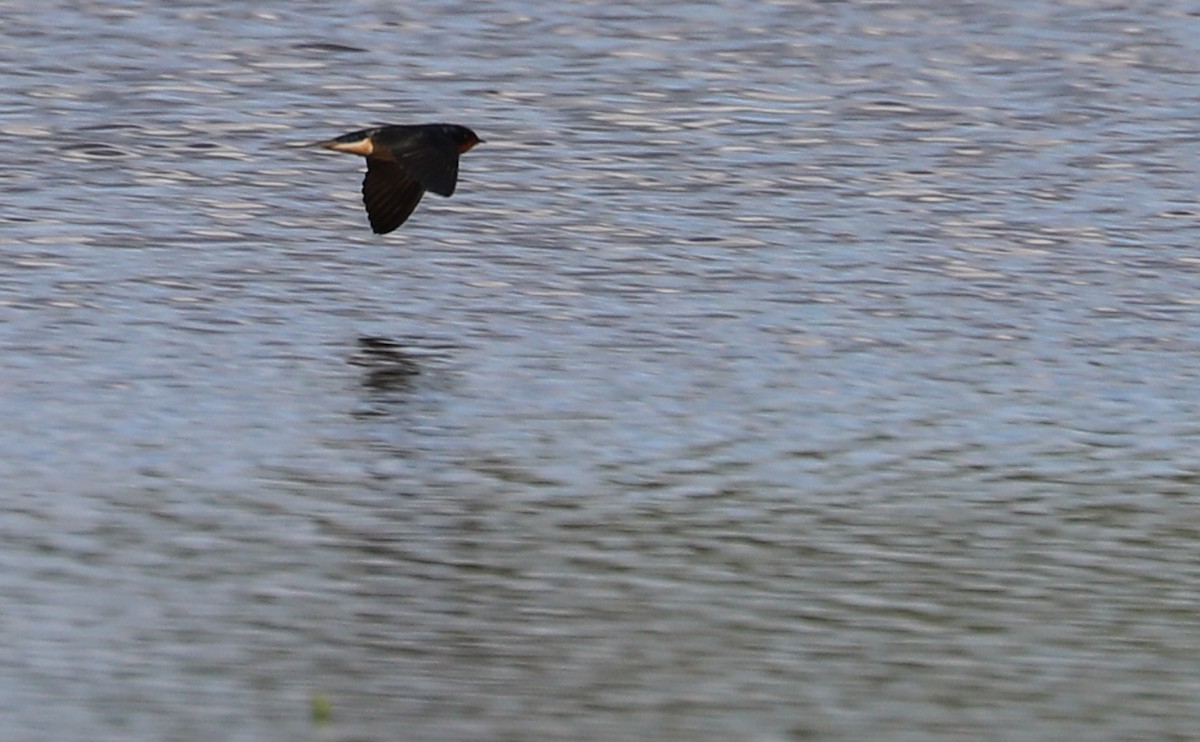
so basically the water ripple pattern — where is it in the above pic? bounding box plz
[2,1,1199,740]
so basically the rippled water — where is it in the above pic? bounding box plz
[3,1,1200,740]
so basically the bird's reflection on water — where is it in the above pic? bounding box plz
[349,336,422,390]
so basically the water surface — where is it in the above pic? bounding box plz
[2,1,1199,740]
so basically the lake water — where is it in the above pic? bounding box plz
[2,1,1199,740]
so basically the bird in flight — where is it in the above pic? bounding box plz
[317,123,482,234]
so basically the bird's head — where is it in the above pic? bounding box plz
[444,125,484,154]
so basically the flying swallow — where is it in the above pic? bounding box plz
[317,123,482,234]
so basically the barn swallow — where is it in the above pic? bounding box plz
[317,123,482,234]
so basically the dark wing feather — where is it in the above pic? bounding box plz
[362,159,425,234]
[390,130,460,197]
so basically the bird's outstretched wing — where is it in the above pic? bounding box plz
[390,130,461,197]
[362,159,425,234]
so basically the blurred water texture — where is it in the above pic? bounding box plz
[2,1,1199,740]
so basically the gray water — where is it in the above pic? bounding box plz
[3,1,1200,740]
